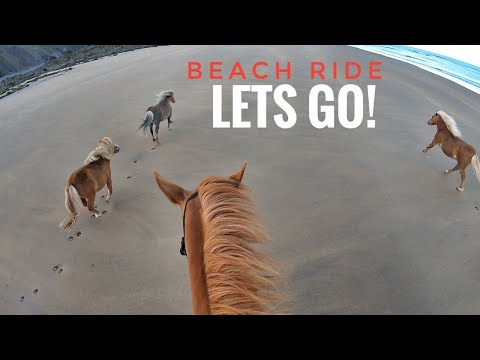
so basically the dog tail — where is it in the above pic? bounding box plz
[137,111,154,135]
[471,154,480,183]
[59,185,83,231]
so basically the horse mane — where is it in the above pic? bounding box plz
[198,176,284,315]
[155,89,174,104]
[437,110,462,138]
[84,137,115,165]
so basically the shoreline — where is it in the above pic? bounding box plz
[0,45,160,100]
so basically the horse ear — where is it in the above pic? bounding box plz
[153,171,188,206]
[229,162,248,183]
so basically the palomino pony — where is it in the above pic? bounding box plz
[59,137,120,230]
[153,162,283,315]
[423,111,480,191]
[138,89,175,143]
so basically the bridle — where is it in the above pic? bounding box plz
[180,190,199,257]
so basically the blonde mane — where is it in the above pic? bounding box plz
[84,137,115,165]
[437,110,462,138]
[198,176,284,315]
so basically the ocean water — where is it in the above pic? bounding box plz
[350,45,480,96]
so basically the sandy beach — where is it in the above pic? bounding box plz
[1,45,480,314]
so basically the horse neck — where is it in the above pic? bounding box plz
[436,119,448,132]
[184,198,210,315]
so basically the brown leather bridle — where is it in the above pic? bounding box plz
[180,190,198,257]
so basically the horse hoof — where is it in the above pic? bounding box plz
[444,170,449,174]
[456,187,464,192]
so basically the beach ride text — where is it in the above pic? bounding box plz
[188,61,382,129]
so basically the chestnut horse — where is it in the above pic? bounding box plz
[153,162,284,314]
[59,137,120,230]
[423,111,480,191]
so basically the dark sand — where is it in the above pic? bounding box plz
[1,45,480,314]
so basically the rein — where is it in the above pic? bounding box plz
[180,190,199,257]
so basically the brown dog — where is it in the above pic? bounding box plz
[59,137,120,230]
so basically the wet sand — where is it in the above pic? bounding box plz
[1,45,480,314]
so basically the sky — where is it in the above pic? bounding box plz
[408,45,480,68]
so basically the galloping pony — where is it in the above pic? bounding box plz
[137,90,175,143]
[423,111,480,191]
[59,137,120,230]
[153,162,284,314]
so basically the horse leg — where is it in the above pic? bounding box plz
[457,168,466,192]
[168,115,173,131]
[86,192,101,218]
[423,135,441,153]
[105,176,112,203]
[81,198,88,207]
[445,163,460,175]
[149,123,155,141]
[155,123,160,143]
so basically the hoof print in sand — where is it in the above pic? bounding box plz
[126,176,132,179]
[68,236,73,241]
[133,160,137,164]
[33,289,38,295]
[76,231,81,237]
[19,296,24,302]
[475,206,479,211]
[102,210,107,215]
[101,195,105,199]
[53,265,59,272]
[58,268,63,275]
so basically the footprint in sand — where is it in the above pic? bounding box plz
[19,296,24,302]
[101,195,105,199]
[68,236,73,241]
[53,265,59,272]
[126,176,133,179]
[102,210,107,214]
[58,268,63,275]
[475,206,479,211]
[33,289,38,295]
[77,231,81,237]
[133,160,138,164]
